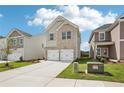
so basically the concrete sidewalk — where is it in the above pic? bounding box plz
[46,78,124,87]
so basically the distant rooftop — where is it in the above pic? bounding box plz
[95,24,112,31]
[12,28,32,37]
[0,36,5,38]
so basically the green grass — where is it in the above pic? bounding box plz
[0,61,35,72]
[57,57,124,83]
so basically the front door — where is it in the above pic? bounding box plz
[101,48,108,57]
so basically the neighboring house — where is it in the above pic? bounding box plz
[7,28,46,61]
[1,16,81,61]
[0,36,7,60]
[89,14,124,62]
[7,28,32,61]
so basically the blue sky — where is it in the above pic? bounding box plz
[0,5,124,51]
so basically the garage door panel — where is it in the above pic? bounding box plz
[47,50,59,61]
[60,49,74,61]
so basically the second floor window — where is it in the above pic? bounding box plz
[12,39,17,46]
[50,33,54,40]
[62,32,66,40]
[62,31,71,40]
[99,32,105,41]
[67,32,71,39]
[19,38,23,46]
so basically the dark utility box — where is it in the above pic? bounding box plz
[87,62,104,74]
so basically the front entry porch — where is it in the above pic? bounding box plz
[94,41,115,59]
[96,46,109,57]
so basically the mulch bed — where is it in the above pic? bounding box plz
[107,61,124,64]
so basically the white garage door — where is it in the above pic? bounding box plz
[60,49,74,61]
[47,50,59,61]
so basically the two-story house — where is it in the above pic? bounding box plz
[89,14,124,62]
[44,16,80,61]
[1,16,80,61]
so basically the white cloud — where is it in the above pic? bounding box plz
[27,5,117,32]
[0,14,3,18]
[81,42,89,51]
[27,8,62,27]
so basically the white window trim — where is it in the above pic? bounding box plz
[99,32,105,41]
[96,48,101,56]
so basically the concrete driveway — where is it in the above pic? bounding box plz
[0,60,124,87]
[0,60,70,87]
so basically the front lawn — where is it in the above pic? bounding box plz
[0,61,36,72]
[57,57,124,83]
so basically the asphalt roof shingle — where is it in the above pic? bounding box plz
[94,24,112,31]
[12,28,32,37]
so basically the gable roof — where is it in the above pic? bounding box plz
[7,28,32,37]
[45,15,79,32]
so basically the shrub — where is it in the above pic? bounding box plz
[96,56,101,61]
[73,58,80,63]
[96,56,109,63]
[101,56,108,63]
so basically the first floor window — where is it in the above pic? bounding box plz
[96,48,101,56]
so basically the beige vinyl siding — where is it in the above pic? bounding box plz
[89,35,95,58]
[110,24,120,60]
[24,35,46,60]
[95,31,111,42]
[95,32,99,42]
[109,45,117,59]
[56,24,80,59]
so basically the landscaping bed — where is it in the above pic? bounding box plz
[57,57,124,83]
[0,61,38,72]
